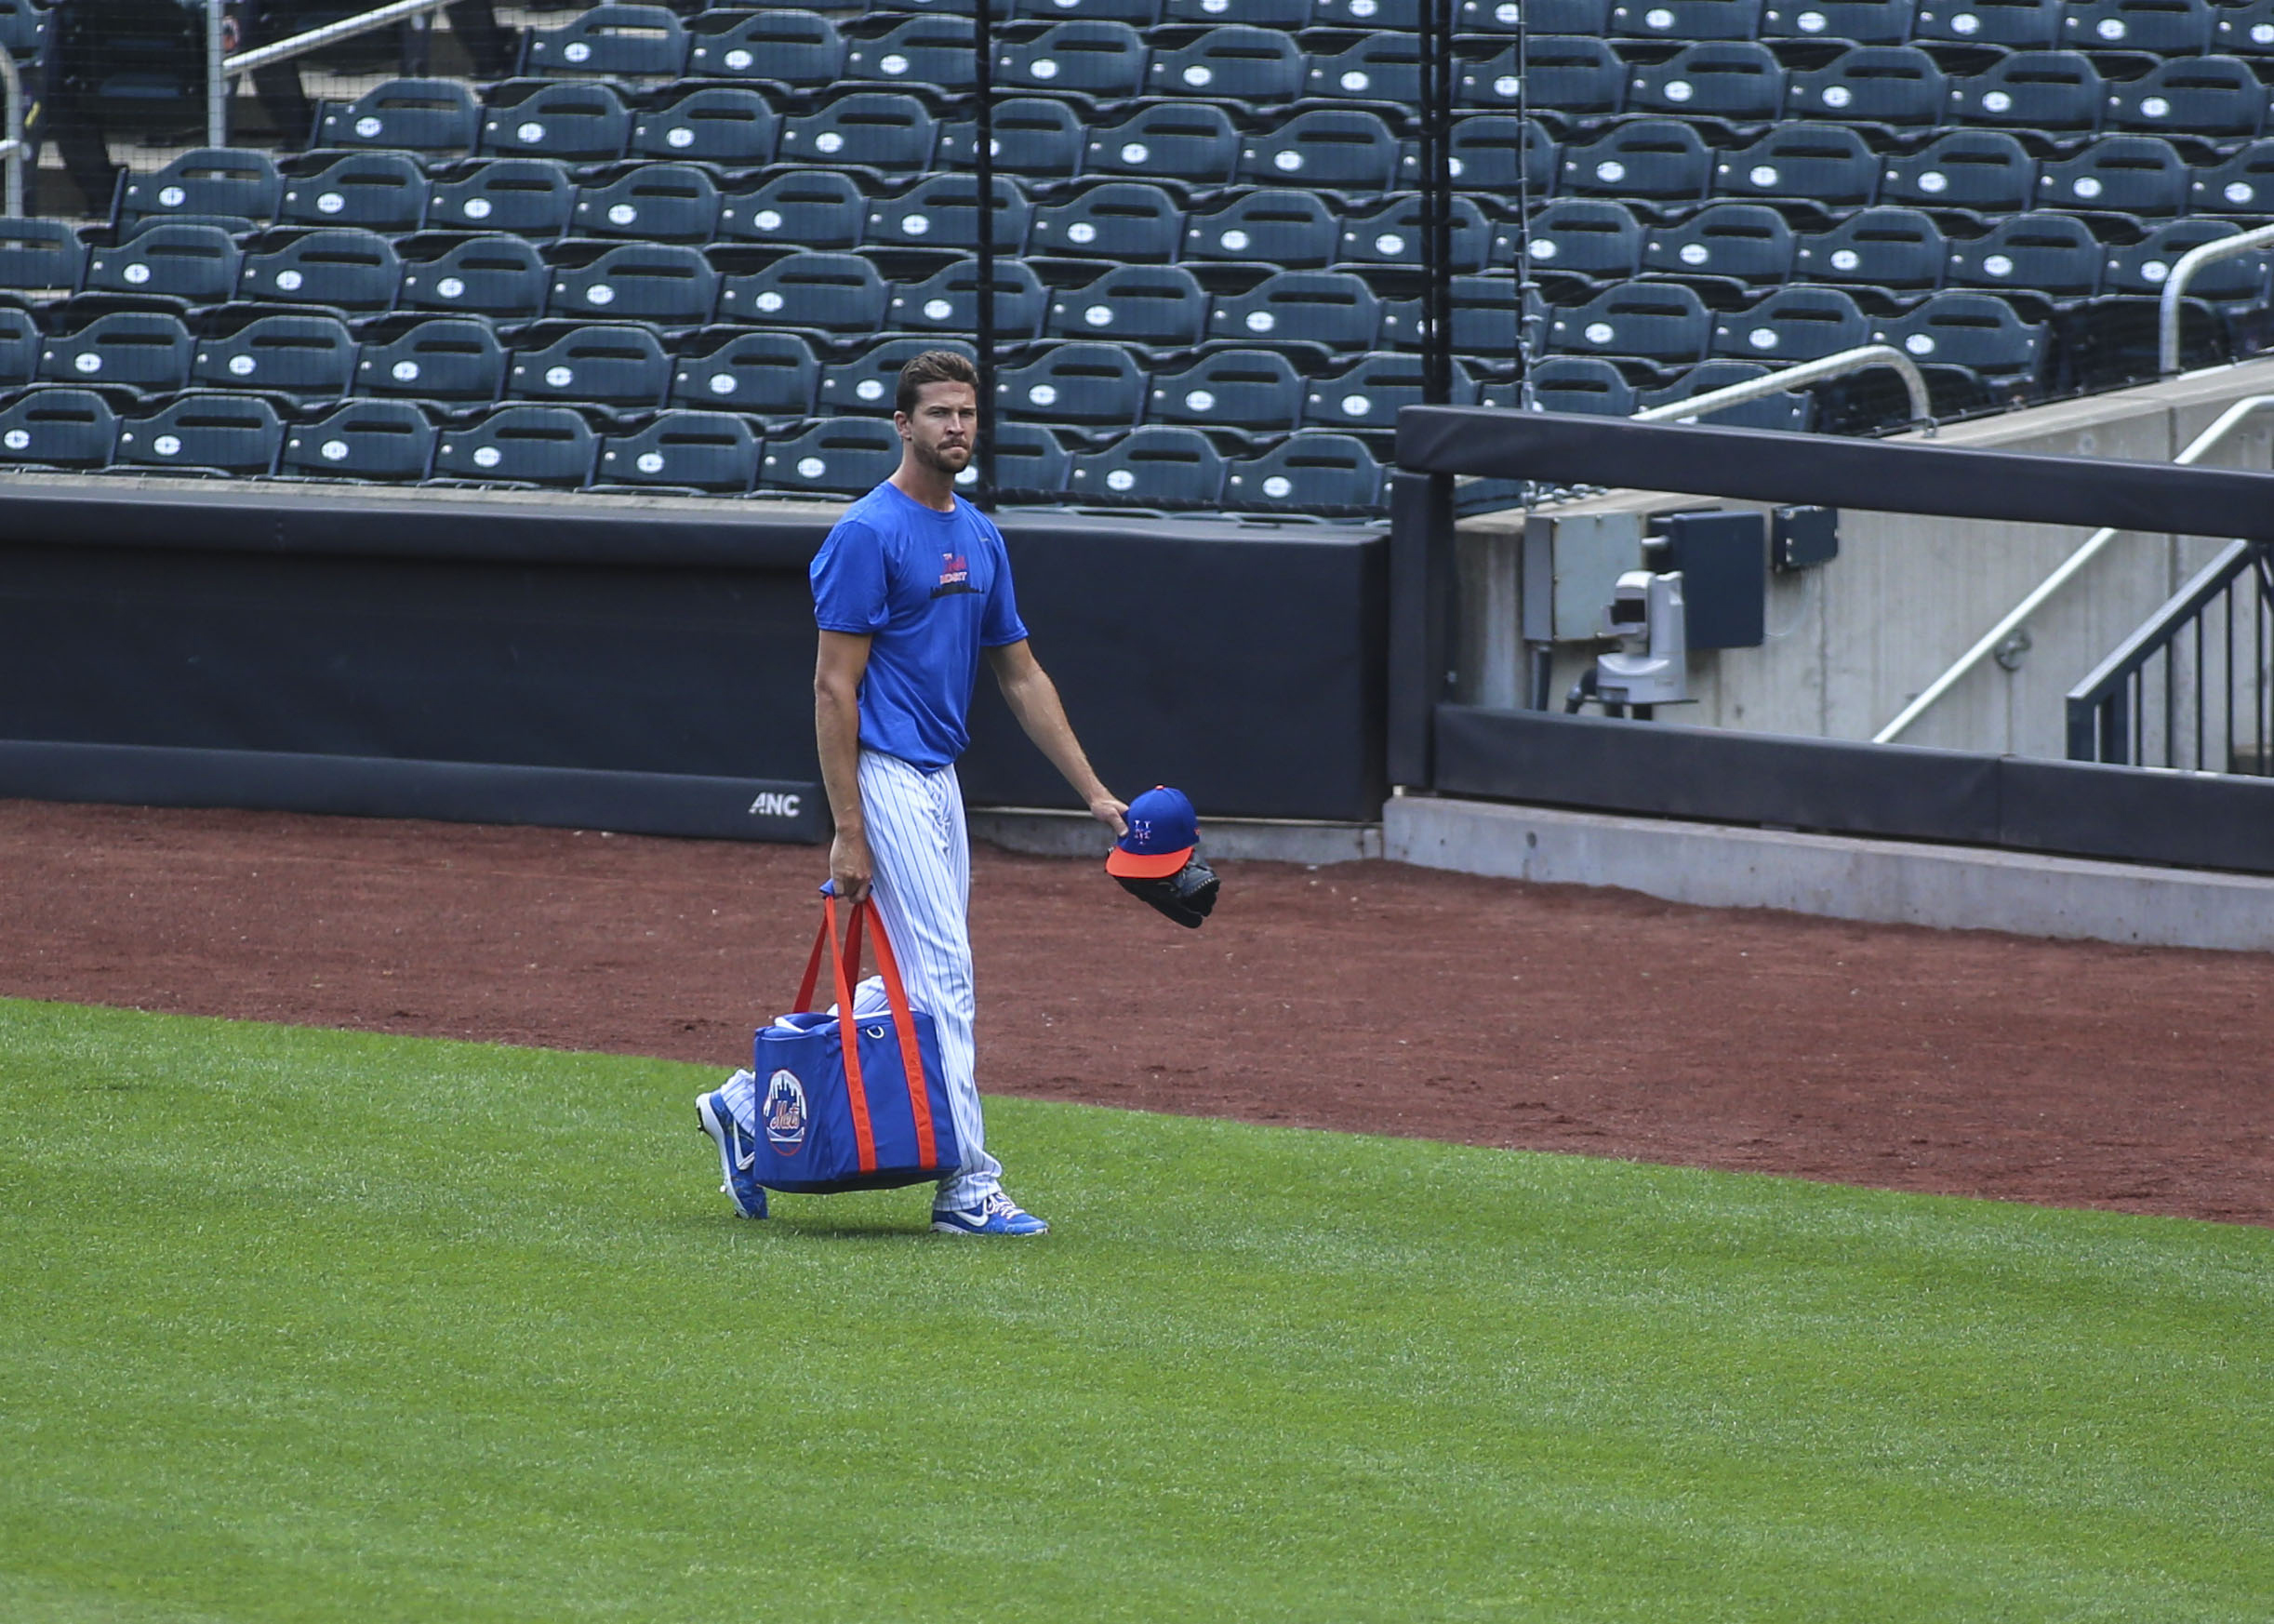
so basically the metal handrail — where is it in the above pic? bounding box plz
[0,51,22,220]
[1873,392,2274,744]
[209,0,459,143]
[1629,343,1935,432]
[2159,222,2274,378]
[2063,538,2265,764]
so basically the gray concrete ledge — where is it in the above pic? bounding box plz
[970,806,1382,866]
[1385,794,2274,953]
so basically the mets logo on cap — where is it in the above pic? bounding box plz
[763,1068,807,1152]
[1107,785,1198,878]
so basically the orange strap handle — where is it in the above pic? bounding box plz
[790,891,938,1174]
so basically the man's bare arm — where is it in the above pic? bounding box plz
[985,639,1127,835]
[815,630,874,900]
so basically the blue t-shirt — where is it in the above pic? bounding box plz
[810,481,1030,770]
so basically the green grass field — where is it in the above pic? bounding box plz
[1,995,2269,1623]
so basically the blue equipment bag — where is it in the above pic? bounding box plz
[751,893,961,1194]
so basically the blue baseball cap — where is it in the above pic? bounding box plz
[1107,785,1198,878]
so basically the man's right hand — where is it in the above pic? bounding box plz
[830,826,873,904]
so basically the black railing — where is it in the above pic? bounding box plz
[2066,540,2274,773]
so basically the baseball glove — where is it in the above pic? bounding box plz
[1115,852,1220,928]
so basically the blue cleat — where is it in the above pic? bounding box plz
[696,1082,767,1220]
[931,1191,1049,1237]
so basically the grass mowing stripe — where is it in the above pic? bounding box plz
[1,996,2268,1622]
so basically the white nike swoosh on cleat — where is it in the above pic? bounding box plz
[736,1146,756,1171]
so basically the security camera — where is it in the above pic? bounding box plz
[1594,569,1689,711]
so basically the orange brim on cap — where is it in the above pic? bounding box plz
[1106,845,1192,879]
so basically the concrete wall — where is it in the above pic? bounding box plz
[1454,357,2274,759]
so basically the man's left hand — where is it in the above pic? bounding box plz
[1090,794,1128,838]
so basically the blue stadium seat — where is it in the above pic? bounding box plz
[2105,56,2266,139]
[1450,276,1549,356]
[1711,285,1872,360]
[0,308,35,388]
[426,159,577,238]
[1947,51,2104,131]
[1715,123,1878,206]
[1426,117,1558,194]
[478,81,634,162]
[1090,103,1244,186]
[1515,355,1638,414]
[1470,37,1620,118]
[1642,203,1794,283]
[1205,271,1382,352]
[398,233,551,319]
[997,20,1150,98]
[193,313,357,398]
[113,393,284,475]
[1013,0,1163,25]
[1480,0,1613,24]
[716,251,890,333]
[313,80,480,156]
[1912,0,2060,46]
[843,15,979,91]
[1315,0,1416,24]
[573,165,723,243]
[356,317,510,403]
[2188,138,2274,212]
[84,224,242,305]
[1147,26,1305,102]
[1785,46,1946,126]
[1147,348,1305,433]
[40,313,194,393]
[596,412,759,493]
[432,405,600,486]
[2062,0,2214,52]
[521,5,688,77]
[1639,360,1812,429]
[1240,109,1401,192]
[686,7,847,86]
[0,0,47,60]
[1759,0,1915,40]
[778,93,940,176]
[551,244,719,326]
[1549,281,1713,364]
[0,388,117,469]
[1164,0,1306,22]
[671,329,818,416]
[995,341,1147,425]
[1067,426,1226,507]
[1044,265,1210,349]
[817,335,977,415]
[279,400,438,482]
[1303,34,1421,104]
[1627,42,1786,122]
[1336,195,1488,272]
[1222,433,1385,512]
[885,259,1050,338]
[717,171,868,249]
[1881,130,2037,211]
[2215,0,2274,54]
[1609,0,1764,36]
[235,229,400,313]
[117,149,281,229]
[979,421,1073,499]
[937,99,1089,180]
[1794,206,1947,288]
[1518,199,1644,282]
[1033,181,1188,263]
[1301,351,1474,432]
[1876,290,2047,379]
[0,220,85,296]
[2037,135,2190,215]
[2104,219,2267,299]
[1563,119,1714,200]
[277,153,429,233]
[864,175,1032,253]
[509,322,672,407]
[760,416,903,495]
[1947,211,2101,299]
[630,87,781,166]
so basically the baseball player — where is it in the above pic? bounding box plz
[700,350,1125,1236]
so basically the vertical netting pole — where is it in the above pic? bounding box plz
[1418,0,1452,406]
[206,0,229,148]
[973,0,997,509]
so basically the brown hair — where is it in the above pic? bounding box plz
[896,349,980,419]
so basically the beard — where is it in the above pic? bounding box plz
[914,437,973,475]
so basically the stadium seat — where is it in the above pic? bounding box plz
[356,317,510,403]
[509,322,672,408]
[1147,26,1305,102]
[1716,123,1878,206]
[0,220,86,297]
[1013,0,1163,23]
[778,93,940,177]
[1430,116,1558,194]
[595,411,759,493]
[1336,195,1488,272]
[686,7,847,86]
[1793,206,1948,288]
[113,393,284,475]
[1947,50,2104,131]
[1222,433,1385,512]
[1549,281,1713,364]
[2036,135,2190,215]
[1206,271,1382,353]
[234,229,401,313]
[313,80,481,156]
[670,328,819,416]
[864,175,1032,253]
[1034,181,1189,263]
[1240,109,1401,193]
[39,312,194,393]
[1759,0,1914,40]
[1711,285,1872,360]
[428,159,578,237]
[277,153,430,233]
[1563,119,1714,201]
[1473,37,1620,119]
[716,171,868,249]
[0,388,117,469]
[1627,42,1786,122]
[193,313,357,398]
[1517,355,1638,414]
[1785,46,1946,126]
[1091,103,1244,187]
[1164,0,1305,22]
[1944,211,2101,300]
[1609,0,1765,37]
[520,5,688,77]
[1881,131,2038,211]
[817,335,977,415]
[479,81,634,162]
[398,233,551,319]
[998,20,1150,98]
[1638,359,1811,428]
[1044,265,1210,349]
[977,421,1073,499]
[937,99,1089,180]
[1876,290,2047,377]
[2103,219,2267,299]
[572,166,723,244]
[716,251,890,333]
[83,224,242,305]
[551,244,719,326]
[432,406,600,487]
[1911,0,2060,47]
[630,87,782,166]
[1067,426,1225,507]
[117,149,281,229]
[278,400,438,482]
[760,415,903,494]
[2062,0,2214,52]
[2105,55,2266,138]
[842,15,979,91]
[1304,34,1421,105]
[1301,351,1474,431]
[1519,199,1645,282]
[0,308,34,388]
[1642,203,1794,284]
[1147,348,1305,433]
[1451,276,1549,356]
[1465,0,1612,27]
[0,0,46,61]
[885,259,1050,339]
[2188,138,2274,212]
[995,341,1148,425]
[2215,0,2274,54]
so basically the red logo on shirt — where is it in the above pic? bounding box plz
[931,551,976,599]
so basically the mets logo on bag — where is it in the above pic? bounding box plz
[763,1068,807,1151]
